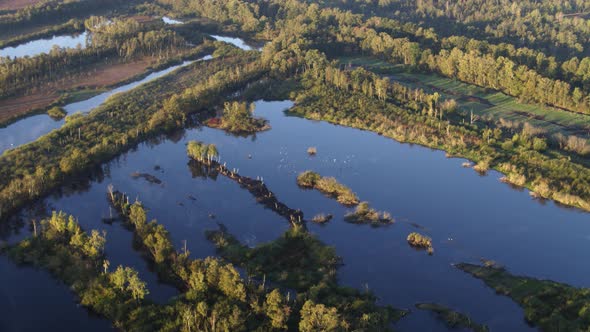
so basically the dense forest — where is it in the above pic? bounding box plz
[161,0,590,115]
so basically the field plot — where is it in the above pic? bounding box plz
[0,57,157,125]
[0,0,42,11]
[339,56,590,141]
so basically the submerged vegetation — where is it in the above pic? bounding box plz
[344,202,394,226]
[457,263,590,331]
[416,303,489,332]
[296,171,359,206]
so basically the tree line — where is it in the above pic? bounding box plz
[157,0,590,115]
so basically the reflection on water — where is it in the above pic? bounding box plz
[4,100,588,330]
[0,32,88,58]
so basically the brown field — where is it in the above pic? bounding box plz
[0,0,43,11]
[0,92,57,124]
[0,57,156,125]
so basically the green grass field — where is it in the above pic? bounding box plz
[338,56,590,140]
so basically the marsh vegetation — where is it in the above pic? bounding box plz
[407,232,434,254]
[344,202,394,226]
[296,171,359,206]
[458,263,590,331]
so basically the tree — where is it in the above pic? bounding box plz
[299,300,342,332]
[220,101,264,133]
[265,289,290,330]
[187,141,218,162]
[109,266,148,301]
[126,268,148,301]
[110,266,127,291]
[129,202,147,229]
[59,148,89,173]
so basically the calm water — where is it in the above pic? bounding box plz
[3,100,589,330]
[0,256,113,331]
[0,32,87,58]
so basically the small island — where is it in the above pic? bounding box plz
[297,171,359,205]
[47,106,67,120]
[187,140,219,164]
[407,232,434,255]
[206,101,269,134]
[344,201,394,226]
[311,213,333,223]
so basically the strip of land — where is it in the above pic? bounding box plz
[0,0,43,11]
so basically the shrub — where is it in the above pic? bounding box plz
[344,202,393,225]
[501,140,514,151]
[312,213,333,223]
[297,171,321,187]
[407,232,432,249]
[47,106,67,120]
